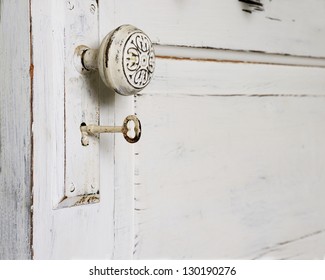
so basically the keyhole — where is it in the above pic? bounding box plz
[127,120,136,139]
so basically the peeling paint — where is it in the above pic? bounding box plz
[29,64,34,80]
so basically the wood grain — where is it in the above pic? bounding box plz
[140,58,325,97]
[100,0,136,259]
[32,0,135,259]
[32,0,115,259]
[64,0,100,203]
[135,95,325,259]
[134,59,325,259]
[0,0,32,259]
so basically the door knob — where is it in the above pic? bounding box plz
[75,24,155,96]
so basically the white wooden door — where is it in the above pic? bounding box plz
[31,0,325,259]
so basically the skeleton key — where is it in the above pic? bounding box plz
[80,115,141,146]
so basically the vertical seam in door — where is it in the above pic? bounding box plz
[112,101,117,259]
[29,0,34,260]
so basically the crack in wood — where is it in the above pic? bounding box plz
[157,54,325,68]
[142,93,325,98]
[266,16,281,22]
[29,0,34,260]
[133,234,140,255]
[252,229,325,259]
[277,230,325,246]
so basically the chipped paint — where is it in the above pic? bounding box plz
[73,45,91,73]
[56,194,100,209]
[239,0,264,13]
[73,194,100,206]
[266,16,281,22]
[66,1,74,10]
[29,64,34,80]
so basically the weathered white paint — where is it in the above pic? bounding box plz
[99,0,136,259]
[0,0,32,259]
[107,0,325,57]
[134,59,325,259]
[32,0,137,259]
[29,0,325,260]
[32,0,115,259]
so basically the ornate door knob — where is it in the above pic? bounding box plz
[75,24,155,96]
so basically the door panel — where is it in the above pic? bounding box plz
[108,0,325,57]
[134,59,325,259]
[141,59,325,97]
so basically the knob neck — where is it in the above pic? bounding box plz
[82,48,99,71]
